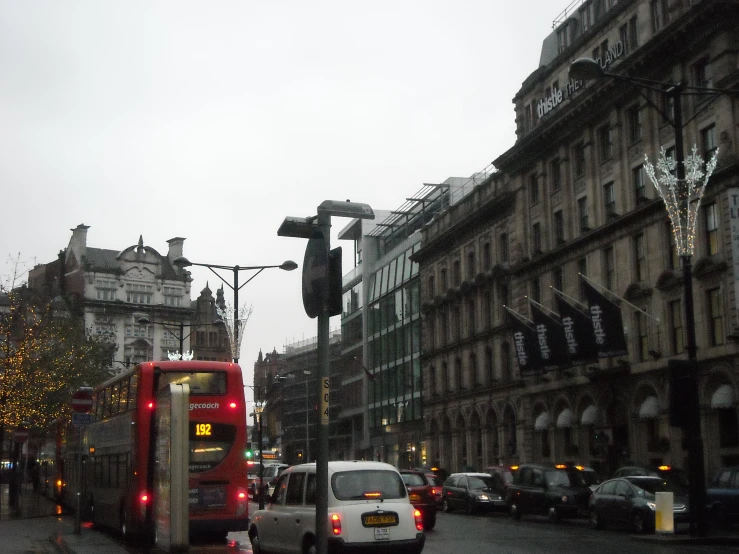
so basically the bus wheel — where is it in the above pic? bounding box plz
[119,508,129,538]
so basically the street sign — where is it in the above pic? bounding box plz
[72,413,94,425]
[71,389,94,413]
[302,230,329,319]
[14,425,29,443]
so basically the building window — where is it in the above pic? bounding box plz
[554,210,564,244]
[705,203,719,256]
[628,16,638,51]
[557,28,568,53]
[453,260,461,287]
[467,251,476,280]
[532,222,542,254]
[598,125,613,161]
[551,158,562,192]
[499,283,510,320]
[636,312,648,362]
[628,105,643,143]
[500,341,511,382]
[651,0,668,31]
[707,287,723,346]
[483,242,491,271]
[553,267,564,293]
[530,276,541,304]
[603,246,615,291]
[485,347,494,385]
[126,284,153,304]
[499,233,509,263]
[604,182,616,216]
[701,124,717,162]
[163,286,183,307]
[578,257,588,301]
[578,197,589,232]
[718,409,739,447]
[529,174,539,205]
[428,275,435,297]
[574,141,586,177]
[453,306,461,342]
[95,279,117,301]
[669,299,684,354]
[694,57,712,89]
[454,357,462,391]
[633,165,646,202]
[467,299,476,337]
[484,290,493,330]
[634,233,646,281]
[440,268,447,291]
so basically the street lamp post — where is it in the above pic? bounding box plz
[304,370,311,463]
[569,57,729,537]
[173,258,297,363]
[254,399,265,510]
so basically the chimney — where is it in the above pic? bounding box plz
[68,224,90,262]
[167,237,186,264]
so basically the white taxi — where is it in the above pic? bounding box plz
[248,460,425,554]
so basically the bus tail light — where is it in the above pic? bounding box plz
[148,402,154,410]
[330,513,342,535]
[139,491,149,518]
[414,509,423,531]
[229,402,237,409]
[236,488,247,516]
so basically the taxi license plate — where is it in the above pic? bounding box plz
[374,527,390,541]
[676,522,690,533]
[363,514,397,526]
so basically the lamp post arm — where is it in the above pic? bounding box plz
[238,267,266,291]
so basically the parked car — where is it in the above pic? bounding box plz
[612,465,688,491]
[483,465,518,499]
[248,461,425,554]
[441,472,506,514]
[506,464,592,522]
[400,469,437,530]
[589,476,690,533]
[706,466,739,528]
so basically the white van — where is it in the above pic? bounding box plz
[248,460,425,554]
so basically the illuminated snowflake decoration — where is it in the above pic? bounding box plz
[216,303,249,360]
[167,350,193,361]
[644,145,718,257]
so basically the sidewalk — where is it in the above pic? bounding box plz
[0,484,130,554]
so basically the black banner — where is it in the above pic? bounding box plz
[554,291,599,365]
[506,307,542,376]
[581,278,629,358]
[529,302,570,371]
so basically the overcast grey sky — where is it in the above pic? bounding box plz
[0,0,562,402]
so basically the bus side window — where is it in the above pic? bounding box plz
[96,391,105,421]
[119,377,129,413]
[129,373,138,410]
[103,387,112,419]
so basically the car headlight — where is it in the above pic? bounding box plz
[479,494,489,501]
[561,495,569,503]
[647,502,656,511]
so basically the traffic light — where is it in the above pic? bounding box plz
[297,449,303,461]
[245,449,253,459]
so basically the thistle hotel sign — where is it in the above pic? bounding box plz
[538,40,625,119]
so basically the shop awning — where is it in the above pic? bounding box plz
[534,412,550,431]
[556,408,574,428]
[581,405,598,426]
[711,384,735,409]
[638,396,659,419]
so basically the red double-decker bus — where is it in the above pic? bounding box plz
[74,360,249,540]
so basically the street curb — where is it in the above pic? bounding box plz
[630,535,739,546]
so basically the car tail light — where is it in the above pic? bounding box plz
[414,509,423,531]
[236,488,248,516]
[331,513,342,535]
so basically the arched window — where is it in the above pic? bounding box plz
[454,357,463,391]
[485,346,494,385]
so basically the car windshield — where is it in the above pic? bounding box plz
[468,476,494,490]
[546,470,584,487]
[332,470,406,500]
[401,473,426,486]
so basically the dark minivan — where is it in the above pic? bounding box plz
[506,464,592,521]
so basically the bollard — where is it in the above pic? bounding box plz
[655,491,674,534]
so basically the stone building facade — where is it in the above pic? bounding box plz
[414,0,739,479]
